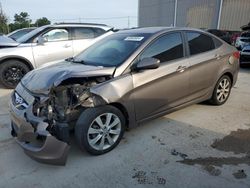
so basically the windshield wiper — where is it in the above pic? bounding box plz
[65,57,86,64]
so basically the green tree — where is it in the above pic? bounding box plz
[34,17,51,27]
[9,12,32,31]
[0,3,8,34]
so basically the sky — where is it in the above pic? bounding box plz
[1,0,138,28]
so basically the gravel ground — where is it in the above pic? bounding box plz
[0,67,249,188]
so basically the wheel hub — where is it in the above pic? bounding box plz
[87,113,121,151]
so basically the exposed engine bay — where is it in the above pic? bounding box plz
[32,76,111,143]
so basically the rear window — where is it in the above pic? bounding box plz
[73,27,106,40]
[73,28,95,39]
[186,32,215,56]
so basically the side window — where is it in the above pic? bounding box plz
[140,33,184,63]
[213,37,223,48]
[186,32,215,55]
[73,28,95,39]
[93,28,106,37]
[42,29,69,42]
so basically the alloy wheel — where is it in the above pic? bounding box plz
[216,78,230,103]
[87,113,122,151]
[3,65,27,86]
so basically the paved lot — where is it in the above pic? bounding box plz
[0,67,250,188]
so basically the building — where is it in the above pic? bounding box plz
[138,0,250,31]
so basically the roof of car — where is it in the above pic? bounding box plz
[117,27,205,35]
[50,23,113,30]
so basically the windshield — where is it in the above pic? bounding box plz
[16,25,48,43]
[73,33,149,67]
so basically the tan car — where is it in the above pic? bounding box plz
[10,27,240,165]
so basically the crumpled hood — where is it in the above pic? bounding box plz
[21,61,115,94]
[0,35,19,47]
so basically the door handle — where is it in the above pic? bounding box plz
[176,66,187,73]
[64,44,71,48]
[215,54,222,60]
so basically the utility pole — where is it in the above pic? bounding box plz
[217,0,224,29]
[173,0,178,27]
[128,16,130,28]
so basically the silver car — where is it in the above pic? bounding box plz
[235,31,250,50]
[10,27,239,165]
[0,23,114,88]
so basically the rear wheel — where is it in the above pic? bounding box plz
[209,75,232,105]
[75,106,125,155]
[0,60,30,89]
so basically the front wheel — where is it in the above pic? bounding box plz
[75,106,125,155]
[209,75,232,105]
[0,60,30,89]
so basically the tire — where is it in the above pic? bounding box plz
[75,105,125,155]
[0,60,30,89]
[209,75,232,105]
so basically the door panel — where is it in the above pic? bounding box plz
[31,28,73,67]
[131,32,191,121]
[32,41,73,67]
[187,50,221,99]
[132,59,190,121]
[185,31,222,99]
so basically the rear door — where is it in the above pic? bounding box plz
[132,32,190,121]
[185,31,222,99]
[32,28,73,67]
[72,27,106,56]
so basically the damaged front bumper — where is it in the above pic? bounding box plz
[9,85,70,165]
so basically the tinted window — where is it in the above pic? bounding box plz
[140,33,184,62]
[187,32,215,55]
[73,28,95,39]
[93,28,106,37]
[213,37,223,48]
[42,28,69,42]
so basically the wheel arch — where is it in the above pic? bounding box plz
[109,102,130,128]
[0,56,34,70]
[223,72,233,84]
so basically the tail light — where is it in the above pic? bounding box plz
[233,51,240,59]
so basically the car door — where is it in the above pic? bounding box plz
[72,27,105,56]
[131,32,190,121]
[185,31,222,100]
[31,28,73,67]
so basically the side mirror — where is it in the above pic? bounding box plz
[134,57,160,71]
[37,36,47,45]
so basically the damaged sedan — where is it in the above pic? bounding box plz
[9,27,239,165]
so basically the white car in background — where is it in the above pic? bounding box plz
[235,31,250,50]
[0,23,114,88]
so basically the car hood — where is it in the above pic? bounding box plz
[21,61,116,94]
[0,35,19,47]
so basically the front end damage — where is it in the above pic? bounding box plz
[10,76,110,165]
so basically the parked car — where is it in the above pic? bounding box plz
[230,32,241,45]
[0,23,114,88]
[7,27,36,41]
[0,35,18,46]
[235,31,250,50]
[206,29,231,44]
[240,45,250,66]
[10,27,240,165]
